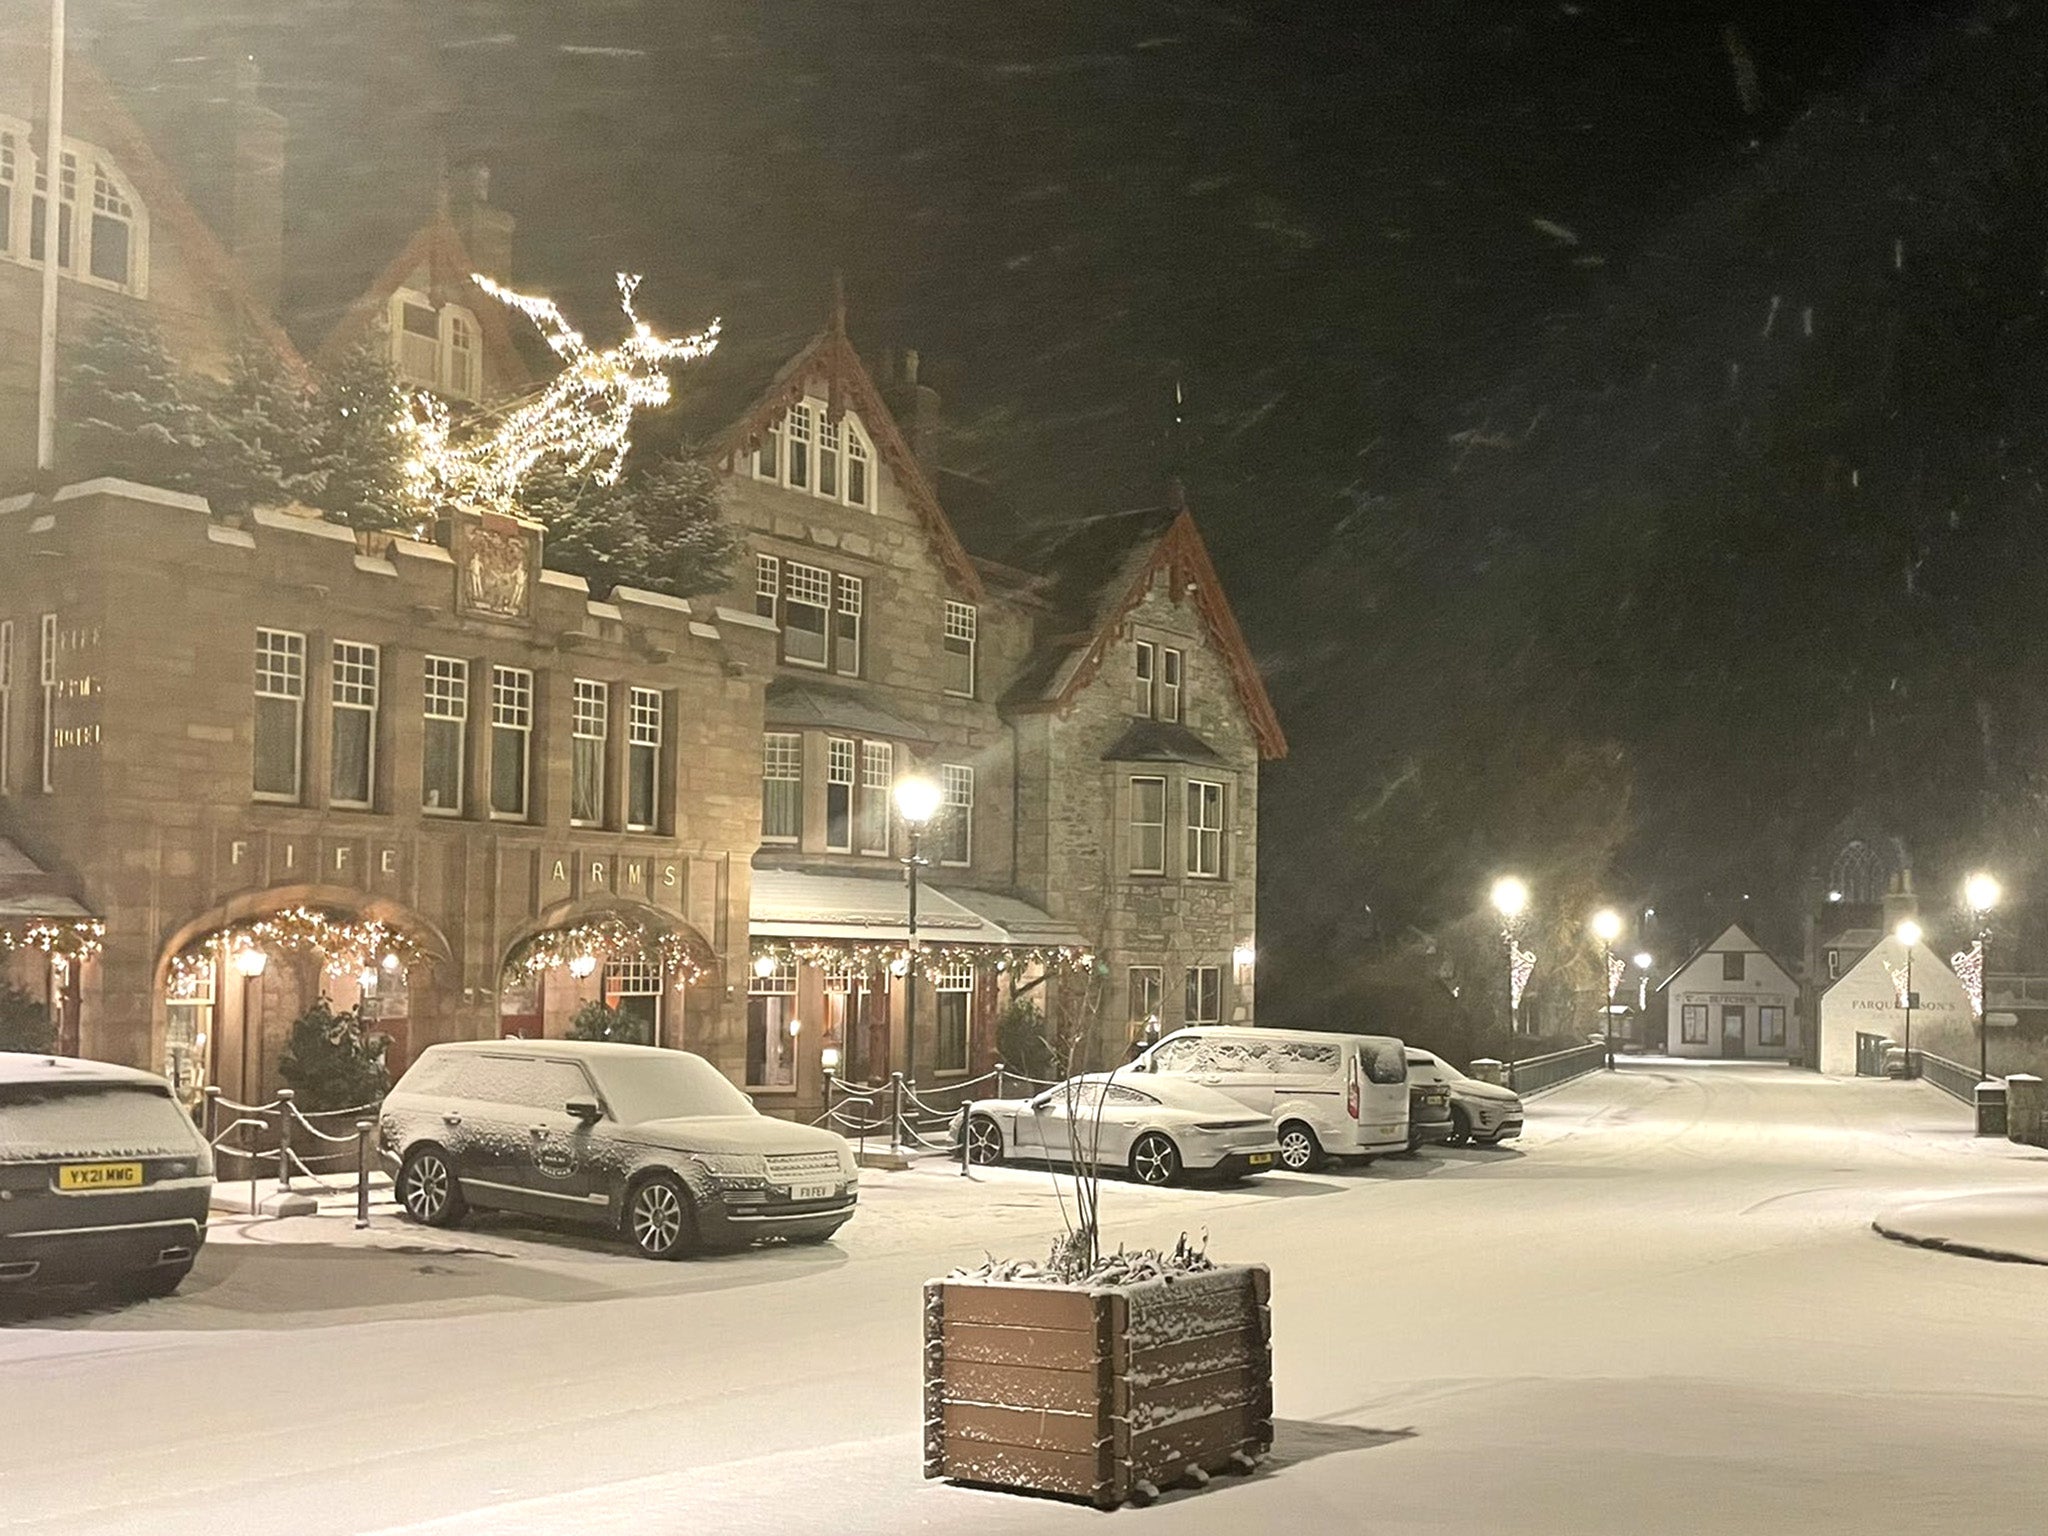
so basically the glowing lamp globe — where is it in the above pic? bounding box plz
[569,954,599,979]
[233,947,269,979]
[752,953,779,980]
[1491,876,1529,920]
[895,775,943,826]
[1591,909,1624,944]
[1965,873,2001,915]
[1633,952,1654,971]
[1895,919,1923,949]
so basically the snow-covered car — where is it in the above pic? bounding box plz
[953,1073,1281,1186]
[380,1040,858,1258]
[1404,1048,1524,1145]
[0,1053,214,1298]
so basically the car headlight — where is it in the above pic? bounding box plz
[691,1153,769,1186]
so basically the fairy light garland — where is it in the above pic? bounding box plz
[0,919,105,964]
[166,907,427,997]
[504,913,713,991]
[1509,942,1536,1013]
[402,273,719,519]
[1951,942,1984,1020]
[746,940,1099,986]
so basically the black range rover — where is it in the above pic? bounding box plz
[380,1040,858,1258]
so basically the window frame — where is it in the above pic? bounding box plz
[786,401,812,491]
[626,687,662,833]
[1160,647,1183,722]
[940,763,973,868]
[1184,965,1222,1026]
[1133,640,1155,717]
[4,127,147,297]
[782,561,831,669]
[570,678,608,828]
[933,959,974,1076]
[488,665,534,821]
[825,736,855,854]
[252,626,305,803]
[761,731,802,844]
[1186,779,1225,879]
[1679,1003,1709,1045]
[1722,951,1746,982]
[328,640,380,811]
[421,655,468,816]
[1129,775,1167,876]
[754,553,780,621]
[746,958,799,1091]
[1758,1005,1787,1047]
[858,741,893,856]
[943,601,977,698]
[834,574,863,678]
[1128,966,1163,1030]
[0,618,13,795]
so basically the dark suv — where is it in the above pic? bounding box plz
[1,1053,214,1297]
[379,1039,858,1258]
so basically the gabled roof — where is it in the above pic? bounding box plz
[1100,718,1227,766]
[32,52,306,379]
[1005,498,1287,760]
[1653,922,1800,993]
[314,214,533,394]
[705,299,983,598]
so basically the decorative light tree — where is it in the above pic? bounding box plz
[1964,872,2000,1082]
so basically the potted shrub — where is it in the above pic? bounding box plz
[923,1068,1272,1507]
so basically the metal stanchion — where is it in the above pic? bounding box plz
[276,1088,296,1192]
[890,1072,906,1154]
[203,1084,221,1145]
[994,1061,1006,1101]
[355,1120,373,1230]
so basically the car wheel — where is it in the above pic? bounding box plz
[1129,1132,1182,1187]
[965,1114,1004,1166]
[115,1262,193,1300]
[1444,1108,1472,1147]
[1276,1121,1322,1173]
[397,1144,466,1228]
[626,1173,697,1260]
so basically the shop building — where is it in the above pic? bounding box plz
[1655,924,1801,1061]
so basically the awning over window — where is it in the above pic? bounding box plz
[749,869,1087,950]
[0,837,103,959]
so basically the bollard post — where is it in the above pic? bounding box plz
[823,1067,836,1127]
[355,1120,374,1229]
[203,1084,221,1144]
[994,1061,1006,1101]
[960,1083,971,1179]
[890,1072,906,1154]
[276,1088,295,1193]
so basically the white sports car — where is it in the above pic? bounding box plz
[952,1074,1281,1186]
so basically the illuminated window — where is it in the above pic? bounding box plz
[571,679,608,826]
[935,960,974,1074]
[444,308,478,399]
[36,615,54,796]
[252,628,305,801]
[1680,1004,1708,1045]
[422,656,467,814]
[329,641,380,809]
[825,737,854,853]
[762,732,801,843]
[0,618,12,794]
[627,687,661,831]
[747,958,798,1089]
[489,666,532,819]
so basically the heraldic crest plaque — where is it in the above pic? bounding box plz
[453,510,538,621]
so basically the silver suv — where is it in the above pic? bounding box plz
[379,1040,857,1258]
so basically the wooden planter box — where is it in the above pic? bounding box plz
[923,1264,1273,1508]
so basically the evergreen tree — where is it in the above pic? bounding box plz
[519,462,654,596]
[618,451,744,598]
[567,999,651,1045]
[62,315,215,496]
[205,339,325,516]
[276,997,390,1111]
[0,982,55,1054]
[308,342,415,532]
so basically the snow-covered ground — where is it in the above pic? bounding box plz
[5,1061,2047,1535]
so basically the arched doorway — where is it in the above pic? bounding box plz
[500,903,718,1049]
[156,895,448,1106]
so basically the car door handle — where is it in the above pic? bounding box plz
[441,1113,462,1127]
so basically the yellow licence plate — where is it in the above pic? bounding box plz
[58,1162,143,1191]
[1248,1153,1274,1167]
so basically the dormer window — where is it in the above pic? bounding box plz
[751,395,877,508]
[0,124,145,294]
[388,288,482,400]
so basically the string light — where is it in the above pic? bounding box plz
[0,919,104,964]
[1951,943,1983,1020]
[746,939,1099,986]
[402,273,720,519]
[504,913,712,991]
[1509,942,1536,1013]
[166,907,426,996]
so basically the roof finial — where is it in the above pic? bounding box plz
[829,270,847,336]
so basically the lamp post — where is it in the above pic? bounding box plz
[1965,872,2000,1082]
[1633,951,1654,1015]
[895,775,942,1084]
[1592,909,1623,1070]
[1894,919,1921,1078]
[233,945,269,1101]
[1491,876,1530,1073]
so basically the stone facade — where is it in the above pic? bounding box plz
[0,481,774,1102]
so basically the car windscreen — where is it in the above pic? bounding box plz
[587,1053,759,1125]
[1361,1041,1408,1085]
[0,1082,197,1160]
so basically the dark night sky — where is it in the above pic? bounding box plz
[86,0,1990,1001]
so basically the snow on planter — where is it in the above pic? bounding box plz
[922,1260,1272,1508]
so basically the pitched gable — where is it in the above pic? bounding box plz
[707,317,983,598]
[1657,923,1800,992]
[315,215,532,395]
[1008,503,1287,760]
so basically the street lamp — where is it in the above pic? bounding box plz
[1592,909,1623,1069]
[896,775,942,1083]
[1633,951,1654,1015]
[1491,877,1530,1071]
[233,945,268,1101]
[1965,872,2000,1081]
[1894,919,1922,1078]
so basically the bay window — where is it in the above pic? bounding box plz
[762,732,802,842]
[859,742,893,855]
[826,737,854,853]
[1130,776,1166,875]
[1187,780,1224,878]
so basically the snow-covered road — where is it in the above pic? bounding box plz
[6,1061,2048,1535]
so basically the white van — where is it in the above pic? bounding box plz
[1128,1027,1410,1171]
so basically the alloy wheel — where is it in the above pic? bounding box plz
[401,1151,451,1223]
[1277,1126,1317,1173]
[966,1116,1003,1165]
[631,1180,687,1257]
[1130,1133,1179,1186]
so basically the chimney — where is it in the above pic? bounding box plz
[174,55,285,317]
[449,163,515,281]
[1881,869,1918,934]
[887,347,942,484]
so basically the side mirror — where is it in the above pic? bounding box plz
[1128,1059,1150,1073]
[566,1099,603,1124]
[1028,1092,1053,1112]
